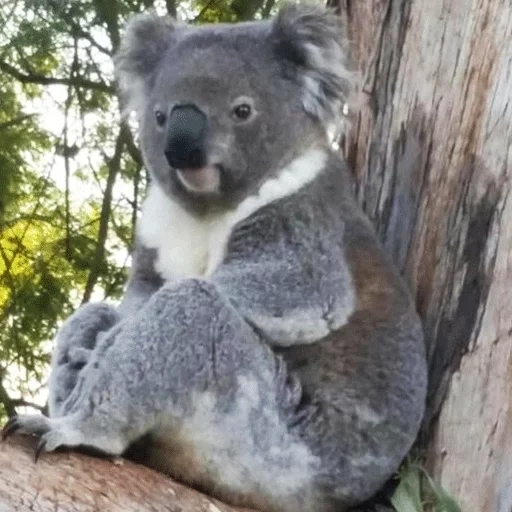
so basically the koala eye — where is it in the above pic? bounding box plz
[230,98,255,123]
[232,104,252,120]
[155,110,166,127]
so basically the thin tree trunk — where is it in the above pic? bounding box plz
[230,0,266,21]
[0,436,253,512]
[340,0,512,510]
[166,0,177,17]
[81,126,125,305]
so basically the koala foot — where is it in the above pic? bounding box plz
[49,303,120,417]
[55,303,120,360]
[2,414,87,462]
[2,413,129,461]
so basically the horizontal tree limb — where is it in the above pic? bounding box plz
[0,59,114,94]
[0,435,255,512]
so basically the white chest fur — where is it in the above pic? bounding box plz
[137,148,327,281]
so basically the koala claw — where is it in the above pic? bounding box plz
[35,438,47,462]
[32,429,68,460]
[2,415,21,440]
[1,414,77,462]
[2,414,51,440]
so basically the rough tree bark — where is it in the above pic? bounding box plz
[339,0,512,510]
[0,436,252,512]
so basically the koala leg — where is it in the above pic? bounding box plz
[5,279,321,512]
[48,303,120,417]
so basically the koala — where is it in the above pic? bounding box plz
[3,5,427,512]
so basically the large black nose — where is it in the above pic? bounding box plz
[164,104,208,169]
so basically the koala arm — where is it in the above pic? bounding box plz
[49,243,163,417]
[53,244,162,356]
[211,203,355,347]
[117,243,165,317]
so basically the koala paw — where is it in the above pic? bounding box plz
[49,303,120,416]
[67,346,93,366]
[55,303,120,361]
[2,414,86,462]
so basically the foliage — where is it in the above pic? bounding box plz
[391,461,462,512]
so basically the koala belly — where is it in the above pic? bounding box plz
[125,378,326,512]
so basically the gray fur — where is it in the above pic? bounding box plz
[115,4,350,211]
[270,4,353,123]
[115,13,177,114]
[211,166,356,346]
[8,5,427,512]
[48,302,119,418]
[117,246,164,317]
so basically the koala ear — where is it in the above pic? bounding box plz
[115,13,176,116]
[270,4,353,125]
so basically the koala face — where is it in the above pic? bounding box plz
[116,5,352,211]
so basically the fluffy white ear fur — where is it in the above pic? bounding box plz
[271,4,354,125]
[114,13,176,116]
[116,6,354,122]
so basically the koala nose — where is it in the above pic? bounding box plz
[164,104,208,169]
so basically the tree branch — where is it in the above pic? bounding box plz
[0,59,114,94]
[74,27,112,56]
[0,114,37,131]
[93,0,121,52]
[0,378,16,418]
[194,0,218,22]
[0,214,61,230]
[10,399,45,412]
[81,125,126,305]
[230,0,266,21]
[63,45,76,262]
[42,0,112,56]
[166,0,177,17]
[124,127,143,167]
[0,436,253,511]
[261,0,276,19]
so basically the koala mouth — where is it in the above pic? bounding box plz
[176,165,221,194]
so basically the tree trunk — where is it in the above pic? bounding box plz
[340,0,512,510]
[0,436,252,512]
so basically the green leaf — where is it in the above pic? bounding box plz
[420,468,462,512]
[390,462,463,512]
[391,465,423,512]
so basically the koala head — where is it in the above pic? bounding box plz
[115,4,352,212]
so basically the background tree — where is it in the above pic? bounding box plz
[337,0,512,510]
